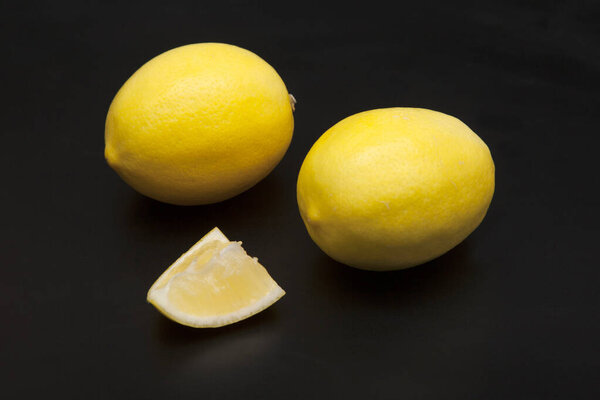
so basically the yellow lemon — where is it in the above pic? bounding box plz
[147,228,285,328]
[105,43,294,205]
[297,108,495,271]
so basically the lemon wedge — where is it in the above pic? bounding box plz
[147,228,285,327]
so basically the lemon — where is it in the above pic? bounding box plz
[147,228,285,328]
[297,108,495,271]
[105,43,294,205]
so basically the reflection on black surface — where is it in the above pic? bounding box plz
[312,241,473,307]
[155,305,281,347]
[152,306,283,373]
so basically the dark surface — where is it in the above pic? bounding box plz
[2,0,599,398]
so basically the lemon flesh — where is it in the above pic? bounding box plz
[297,108,495,271]
[147,228,285,327]
[105,43,294,205]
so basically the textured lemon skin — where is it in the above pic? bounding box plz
[297,108,495,271]
[105,43,294,205]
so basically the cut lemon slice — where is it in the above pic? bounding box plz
[147,227,285,328]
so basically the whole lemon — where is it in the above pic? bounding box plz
[297,108,495,270]
[105,43,294,205]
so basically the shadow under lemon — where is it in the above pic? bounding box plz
[125,171,289,237]
[311,240,475,308]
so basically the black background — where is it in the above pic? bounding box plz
[2,0,599,398]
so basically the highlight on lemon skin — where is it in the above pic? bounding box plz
[105,42,295,206]
[297,107,495,271]
[147,227,285,328]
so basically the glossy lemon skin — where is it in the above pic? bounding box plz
[297,108,495,271]
[105,43,294,205]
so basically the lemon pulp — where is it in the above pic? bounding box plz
[147,228,285,327]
